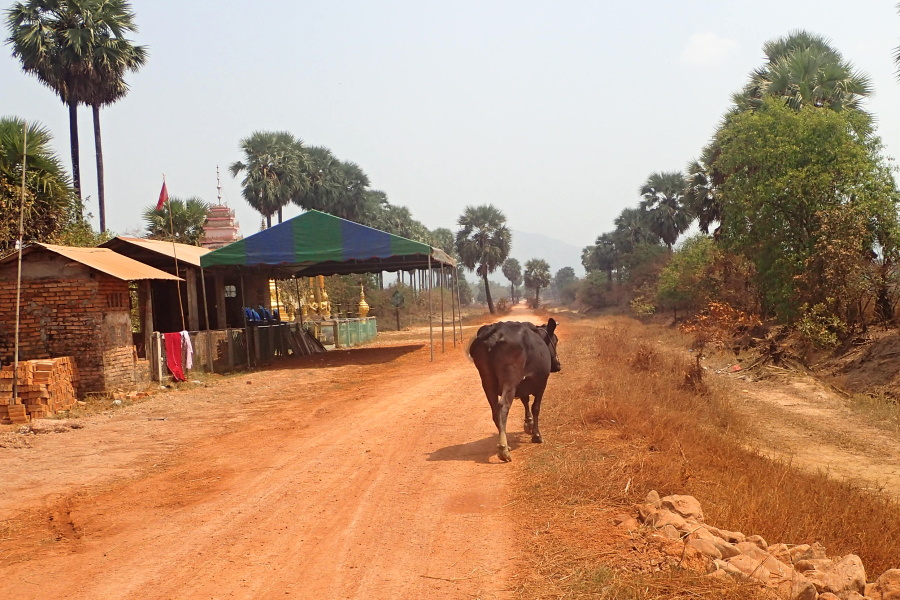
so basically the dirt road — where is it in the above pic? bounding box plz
[0,319,539,600]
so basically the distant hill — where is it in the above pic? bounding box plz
[509,230,585,277]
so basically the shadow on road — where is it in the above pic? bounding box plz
[426,435,522,464]
[263,344,425,371]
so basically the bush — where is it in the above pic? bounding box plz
[796,302,847,349]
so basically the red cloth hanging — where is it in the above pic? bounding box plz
[163,332,186,381]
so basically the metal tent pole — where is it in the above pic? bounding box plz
[455,267,463,344]
[450,265,457,347]
[428,256,434,362]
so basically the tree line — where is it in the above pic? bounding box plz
[579,30,900,342]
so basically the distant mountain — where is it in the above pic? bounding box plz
[509,230,585,277]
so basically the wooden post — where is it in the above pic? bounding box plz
[140,280,154,358]
[215,271,227,329]
[154,332,164,382]
[186,268,199,332]
[226,327,234,370]
[200,267,211,331]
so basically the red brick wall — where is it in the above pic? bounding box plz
[0,251,140,396]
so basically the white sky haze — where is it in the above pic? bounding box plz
[3,1,900,260]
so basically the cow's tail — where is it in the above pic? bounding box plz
[467,323,504,361]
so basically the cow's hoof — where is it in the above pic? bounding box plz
[531,435,543,444]
[523,421,533,434]
[497,445,512,462]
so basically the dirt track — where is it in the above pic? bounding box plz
[0,316,544,600]
[5,308,900,600]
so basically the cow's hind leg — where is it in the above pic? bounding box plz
[520,395,534,434]
[496,386,515,462]
[530,391,545,443]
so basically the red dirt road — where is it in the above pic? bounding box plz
[0,320,541,599]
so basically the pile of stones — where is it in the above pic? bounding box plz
[615,490,900,600]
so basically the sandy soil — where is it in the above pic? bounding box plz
[0,315,545,600]
[710,359,900,496]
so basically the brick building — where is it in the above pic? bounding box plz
[0,244,182,396]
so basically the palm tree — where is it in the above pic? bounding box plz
[455,204,511,314]
[6,0,147,216]
[591,232,619,288]
[142,196,211,246]
[83,4,147,232]
[684,142,725,235]
[523,259,551,308]
[230,131,307,227]
[0,117,73,251]
[639,171,693,251]
[502,258,522,303]
[734,30,872,134]
[613,207,657,251]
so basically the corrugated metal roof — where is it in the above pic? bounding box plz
[2,243,183,281]
[103,237,210,267]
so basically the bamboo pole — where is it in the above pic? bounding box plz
[12,122,27,408]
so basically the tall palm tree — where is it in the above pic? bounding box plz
[231,131,307,227]
[613,207,657,251]
[82,3,147,232]
[0,117,73,251]
[6,0,147,215]
[733,30,872,134]
[455,204,511,314]
[142,196,211,246]
[501,258,522,303]
[639,171,693,251]
[523,258,551,308]
[683,142,725,235]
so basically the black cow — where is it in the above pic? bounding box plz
[469,319,560,462]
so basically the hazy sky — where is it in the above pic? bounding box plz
[3,1,900,253]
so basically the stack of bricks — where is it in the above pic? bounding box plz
[0,357,79,423]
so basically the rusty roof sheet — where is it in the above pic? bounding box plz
[102,237,210,267]
[2,243,183,281]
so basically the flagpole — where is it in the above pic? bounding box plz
[161,175,186,331]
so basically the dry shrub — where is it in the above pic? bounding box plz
[514,317,900,598]
[681,301,762,349]
[629,342,657,371]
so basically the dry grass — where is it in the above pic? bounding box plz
[513,316,900,598]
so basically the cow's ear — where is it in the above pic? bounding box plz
[546,318,557,335]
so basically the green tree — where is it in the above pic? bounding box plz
[715,98,898,322]
[639,171,693,251]
[0,117,74,252]
[656,235,717,317]
[6,0,147,216]
[523,258,551,308]
[455,204,511,314]
[142,196,211,246]
[230,131,308,227]
[554,266,577,303]
[688,31,876,241]
[501,258,522,303]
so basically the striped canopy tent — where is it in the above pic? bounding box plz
[201,210,455,275]
[200,210,459,359]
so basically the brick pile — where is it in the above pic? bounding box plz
[0,357,79,423]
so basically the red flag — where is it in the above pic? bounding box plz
[156,180,169,211]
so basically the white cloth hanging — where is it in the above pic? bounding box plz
[180,330,194,371]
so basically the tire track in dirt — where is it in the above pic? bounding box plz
[0,333,525,600]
